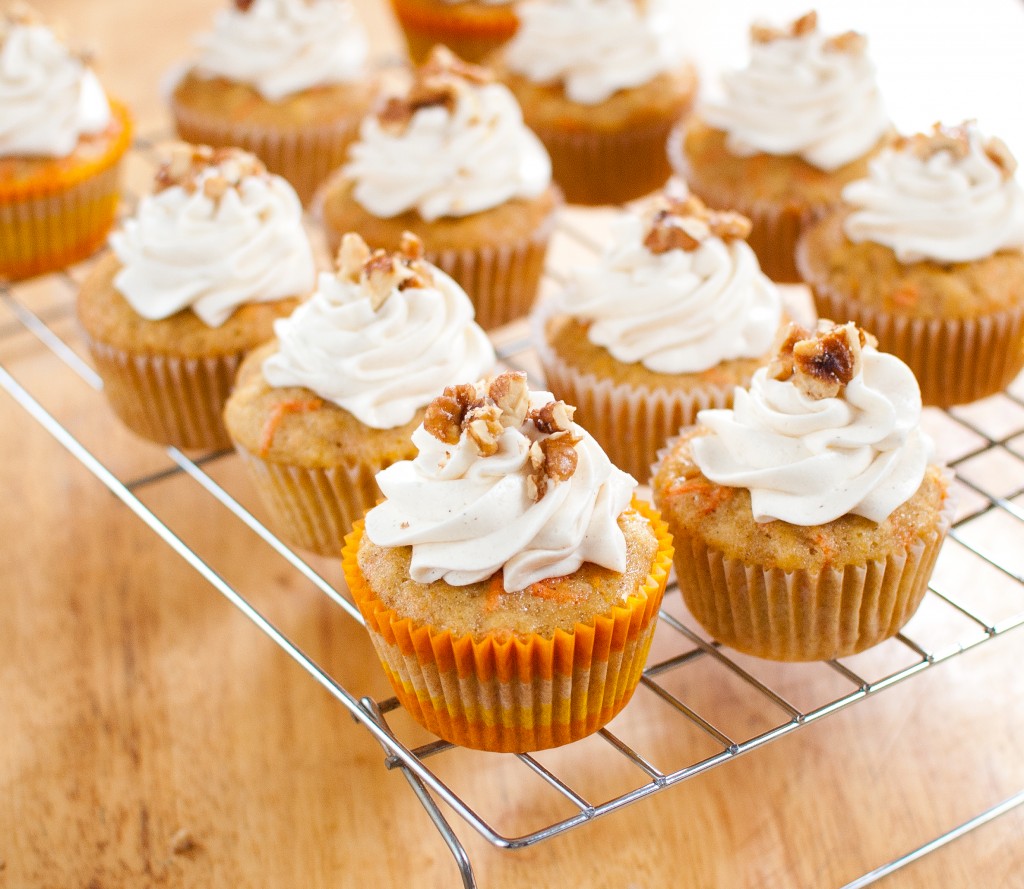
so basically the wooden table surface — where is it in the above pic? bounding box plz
[2,3,1024,888]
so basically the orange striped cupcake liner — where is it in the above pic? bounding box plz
[343,498,673,752]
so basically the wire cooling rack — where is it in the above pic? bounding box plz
[3,138,1024,888]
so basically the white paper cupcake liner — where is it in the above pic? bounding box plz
[82,334,240,450]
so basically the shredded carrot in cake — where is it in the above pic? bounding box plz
[811,530,837,563]
[484,573,504,613]
[526,577,573,603]
[891,283,920,308]
[258,397,323,456]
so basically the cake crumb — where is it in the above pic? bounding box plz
[169,828,199,857]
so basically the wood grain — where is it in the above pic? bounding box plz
[2,3,1023,887]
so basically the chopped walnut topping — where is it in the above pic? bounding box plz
[424,385,475,445]
[376,45,492,134]
[528,400,576,435]
[984,136,1018,178]
[526,432,581,501]
[768,321,876,399]
[153,144,265,198]
[233,0,255,10]
[334,232,434,310]
[465,403,504,456]
[751,10,818,44]
[488,372,529,428]
[642,193,752,254]
[900,122,1021,181]
[823,30,867,54]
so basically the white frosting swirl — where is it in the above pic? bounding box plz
[0,22,112,158]
[504,0,686,105]
[692,348,932,525]
[111,167,315,328]
[366,389,636,591]
[344,82,551,220]
[262,267,495,429]
[563,215,781,373]
[193,0,367,102]
[703,27,888,171]
[843,130,1024,263]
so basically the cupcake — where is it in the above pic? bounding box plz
[77,144,316,450]
[668,11,890,282]
[537,192,783,481]
[0,6,132,281]
[489,0,698,206]
[389,0,519,65]
[223,231,496,555]
[797,122,1024,407]
[343,372,673,751]
[318,46,559,329]
[169,0,374,205]
[653,321,954,662]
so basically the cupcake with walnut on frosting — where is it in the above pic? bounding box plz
[670,11,890,282]
[319,45,559,329]
[77,144,315,450]
[489,0,698,205]
[653,321,954,662]
[343,371,673,752]
[797,121,1024,407]
[537,191,783,480]
[224,231,495,556]
[170,0,374,204]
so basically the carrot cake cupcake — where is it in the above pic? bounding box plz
[797,122,1024,407]
[319,46,558,329]
[0,5,132,280]
[669,11,890,282]
[343,371,673,751]
[653,321,954,662]
[390,0,519,65]
[77,144,315,450]
[170,0,373,205]
[224,231,496,556]
[490,0,698,205]
[538,191,783,481]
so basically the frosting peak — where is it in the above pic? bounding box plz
[843,122,1024,264]
[111,144,316,327]
[344,46,551,220]
[365,375,637,591]
[563,193,781,374]
[692,322,933,525]
[0,10,112,158]
[193,0,368,102]
[262,232,496,429]
[702,10,889,171]
[504,0,687,104]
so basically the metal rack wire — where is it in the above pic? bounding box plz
[3,142,1024,888]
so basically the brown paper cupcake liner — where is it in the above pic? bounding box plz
[667,124,829,284]
[534,116,683,206]
[534,314,737,483]
[797,260,1024,407]
[82,334,241,450]
[671,471,955,661]
[170,99,360,206]
[234,445,391,557]
[342,499,673,752]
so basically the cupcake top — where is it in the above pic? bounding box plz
[365,372,636,591]
[842,122,1024,264]
[262,232,495,429]
[503,0,686,104]
[0,6,112,158]
[111,144,316,328]
[691,321,933,525]
[560,193,781,373]
[191,0,368,102]
[342,46,551,221]
[702,10,888,172]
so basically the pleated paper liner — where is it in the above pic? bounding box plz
[534,313,738,484]
[666,123,830,285]
[796,262,1024,408]
[0,102,132,281]
[82,333,241,450]
[170,98,361,206]
[342,499,674,753]
[234,444,395,557]
[669,470,955,662]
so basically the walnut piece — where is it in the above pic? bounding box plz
[769,321,875,399]
[154,144,264,197]
[424,385,474,445]
[526,432,581,501]
[642,193,752,254]
[894,122,973,164]
[751,10,817,44]
[823,30,867,54]
[334,231,435,310]
[488,371,529,428]
[984,135,1018,179]
[529,400,576,435]
[465,403,504,456]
